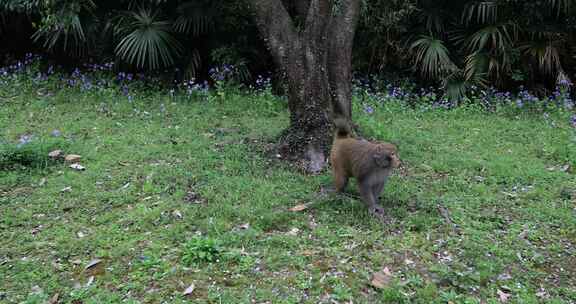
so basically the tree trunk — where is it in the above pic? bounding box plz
[249,0,360,173]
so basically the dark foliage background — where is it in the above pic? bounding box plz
[1,0,575,98]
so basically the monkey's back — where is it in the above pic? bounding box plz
[330,138,387,179]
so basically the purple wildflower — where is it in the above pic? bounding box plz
[17,134,33,148]
[51,130,62,137]
[364,105,374,114]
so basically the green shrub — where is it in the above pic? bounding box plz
[181,236,222,265]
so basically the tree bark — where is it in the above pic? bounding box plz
[249,0,360,173]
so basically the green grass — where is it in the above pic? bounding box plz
[1,83,575,303]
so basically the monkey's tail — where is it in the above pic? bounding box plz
[333,118,352,139]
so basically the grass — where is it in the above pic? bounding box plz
[1,81,576,303]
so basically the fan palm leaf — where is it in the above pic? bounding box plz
[114,9,182,70]
[521,38,563,76]
[31,0,95,56]
[462,1,498,25]
[410,35,457,80]
[173,1,215,36]
[466,23,515,52]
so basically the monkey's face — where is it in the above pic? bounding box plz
[389,151,401,168]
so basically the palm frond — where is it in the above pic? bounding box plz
[173,2,215,35]
[416,6,446,35]
[182,48,202,80]
[548,0,574,14]
[410,36,457,80]
[464,52,489,85]
[114,9,182,70]
[521,39,562,75]
[462,1,498,25]
[466,23,515,52]
[443,70,468,102]
[30,0,95,56]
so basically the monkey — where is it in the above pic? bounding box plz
[329,118,400,217]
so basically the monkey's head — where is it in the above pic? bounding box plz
[373,143,400,169]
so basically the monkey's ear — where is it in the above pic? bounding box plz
[373,154,390,167]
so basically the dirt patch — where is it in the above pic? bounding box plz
[183,184,206,204]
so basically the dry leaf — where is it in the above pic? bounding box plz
[286,228,300,236]
[289,203,309,212]
[48,293,60,304]
[238,223,250,230]
[77,231,86,238]
[301,250,316,256]
[86,276,95,287]
[70,163,85,171]
[183,283,195,295]
[84,259,102,270]
[173,210,183,219]
[497,289,511,303]
[65,154,82,162]
[48,150,62,159]
[60,186,72,193]
[370,267,393,289]
[39,178,47,186]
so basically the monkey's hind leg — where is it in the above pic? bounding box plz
[332,167,349,193]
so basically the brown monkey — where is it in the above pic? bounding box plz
[329,119,400,216]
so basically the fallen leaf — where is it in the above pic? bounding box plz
[38,178,46,186]
[70,163,85,171]
[84,259,102,270]
[497,272,512,281]
[289,203,309,212]
[301,250,316,256]
[173,210,183,219]
[86,276,94,287]
[286,228,300,236]
[535,288,548,299]
[238,223,250,230]
[65,154,82,162]
[560,164,571,172]
[48,150,62,159]
[31,285,43,294]
[497,289,511,303]
[60,186,72,193]
[77,231,86,238]
[183,283,195,295]
[370,267,393,289]
[48,293,60,304]
[31,225,43,235]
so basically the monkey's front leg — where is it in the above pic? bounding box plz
[359,181,385,217]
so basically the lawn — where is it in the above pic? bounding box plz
[1,77,576,303]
